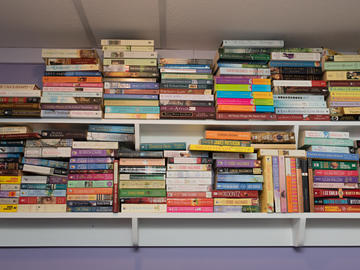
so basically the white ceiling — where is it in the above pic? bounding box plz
[0,0,359,51]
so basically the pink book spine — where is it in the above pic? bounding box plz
[43,82,103,87]
[216,98,254,105]
[314,170,358,177]
[42,87,103,92]
[290,158,299,212]
[68,173,113,180]
[278,156,287,213]
[167,206,213,213]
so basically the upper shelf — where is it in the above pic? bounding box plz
[0,0,359,51]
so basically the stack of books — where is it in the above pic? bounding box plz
[158,58,215,119]
[67,138,120,212]
[213,40,283,120]
[0,126,33,212]
[300,130,360,212]
[41,49,103,119]
[270,48,329,121]
[189,130,260,212]
[0,84,41,118]
[101,39,160,119]
[165,150,214,212]
[20,132,70,212]
[119,142,173,213]
[324,54,360,121]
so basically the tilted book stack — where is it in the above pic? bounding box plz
[270,48,330,121]
[0,84,41,118]
[41,49,103,119]
[20,130,70,212]
[213,40,283,120]
[158,58,215,119]
[165,149,214,212]
[300,130,360,212]
[101,39,160,119]
[324,54,360,121]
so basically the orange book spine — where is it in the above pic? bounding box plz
[285,158,294,213]
[216,105,255,112]
[66,188,113,195]
[119,158,165,166]
[252,79,271,85]
[166,198,214,207]
[42,76,102,83]
[205,130,252,141]
[290,158,299,212]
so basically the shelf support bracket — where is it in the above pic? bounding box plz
[131,217,139,247]
[292,217,306,247]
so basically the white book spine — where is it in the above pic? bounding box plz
[159,94,214,101]
[271,52,321,61]
[303,131,350,139]
[42,92,102,97]
[41,110,103,119]
[20,176,48,184]
[166,184,212,192]
[219,67,270,76]
[310,145,350,153]
[103,51,157,58]
[0,90,41,97]
[166,178,213,185]
[72,141,118,149]
[273,95,324,101]
[275,108,330,115]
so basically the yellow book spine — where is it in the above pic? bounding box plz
[251,144,297,150]
[0,176,21,184]
[17,204,66,213]
[334,55,360,61]
[260,156,274,213]
[189,144,254,153]
[253,92,273,99]
[121,204,167,213]
[119,180,166,189]
[330,91,360,97]
[343,107,360,114]
[0,204,18,212]
[213,198,258,206]
[324,71,360,81]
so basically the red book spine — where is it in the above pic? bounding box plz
[216,112,276,120]
[166,198,214,207]
[112,160,119,213]
[314,188,360,198]
[314,170,358,177]
[19,196,67,204]
[0,97,40,104]
[311,80,327,87]
[212,190,258,198]
[0,133,41,140]
[329,81,360,87]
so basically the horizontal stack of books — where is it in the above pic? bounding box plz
[165,149,213,212]
[41,49,103,119]
[300,130,360,212]
[324,54,360,121]
[102,39,160,119]
[213,40,283,120]
[158,58,215,119]
[0,84,41,118]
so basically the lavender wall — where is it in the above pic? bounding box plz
[1,63,360,270]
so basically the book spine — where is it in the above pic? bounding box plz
[70,149,114,157]
[166,198,213,207]
[167,164,211,171]
[300,159,310,212]
[67,180,113,188]
[120,180,165,189]
[167,157,213,164]
[275,108,329,115]
[215,159,261,168]
[140,142,186,151]
[259,156,273,212]
[20,184,66,190]
[20,189,66,197]
[272,156,281,213]
[67,188,113,195]
[216,174,263,182]
[167,191,212,198]
[216,182,262,190]
[313,176,358,183]
[17,205,67,213]
[119,189,166,197]
[68,174,113,180]
[314,170,358,177]
[289,158,299,212]
[69,157,114,164]
[121,204,166,213]
[213,198,258,206]
[167,206,213,213]
[312,161,357,170]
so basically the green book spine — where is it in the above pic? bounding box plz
[119,189,166,197]
[215,84,251,91]
[311,161,358,170]
[140,142,186,151]
[200,139,251,147]
[324,62,360,71]
[219,52,270,61]
[253,99,274,106]
[303,137,354,147]
[329,87,360,91]
[67,181,113,188]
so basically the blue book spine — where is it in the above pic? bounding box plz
[67,206,113,212]
[215,182,263,190]
[216,91,253,98]
[216,175,263,182]
[20,184,67,190]
[22,158,68,169]
[0,140,25,146]
[306,151,359,161]
[252,85,271,92]
[315,199,349,205]
[104,106,160,114]
[44,71,102,77]
[269,61,321,67]
[0,153,21,158]
[0,146,24,153]
[88,125,134,134]
[103,94,158,100]
[255,106,275,112]
[162,64,211,69]
[69,163,113,170]
[20,189,66,197]
[107,82,159,89]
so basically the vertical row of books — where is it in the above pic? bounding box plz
[20,130,70,212]
[165,146,214,212]
[300,130,360,212]
[41,49,103,119]
[0,126,30,212]
[270,48,330,121]
[158,58,215,119]
[0,84,41,118]
[213,40,280,121]
[101,39,160,119]
[119,143,167,213]
[324,54,360,121]
[67,125,135,212]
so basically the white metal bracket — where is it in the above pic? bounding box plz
[292,217,306,247]
[131,217,139,247]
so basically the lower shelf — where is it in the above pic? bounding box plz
[1,213,360,247]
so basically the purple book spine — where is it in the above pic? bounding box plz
[71,149,115,157]
[272,156,281,213]
[215,78,252,84]
[215,159,259,168]
[160,106,215,113]
[69,157,114,163]
[40,104,100,110]
[0,191,17,197]
[48,176,68,184]
[313,176,358,183]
